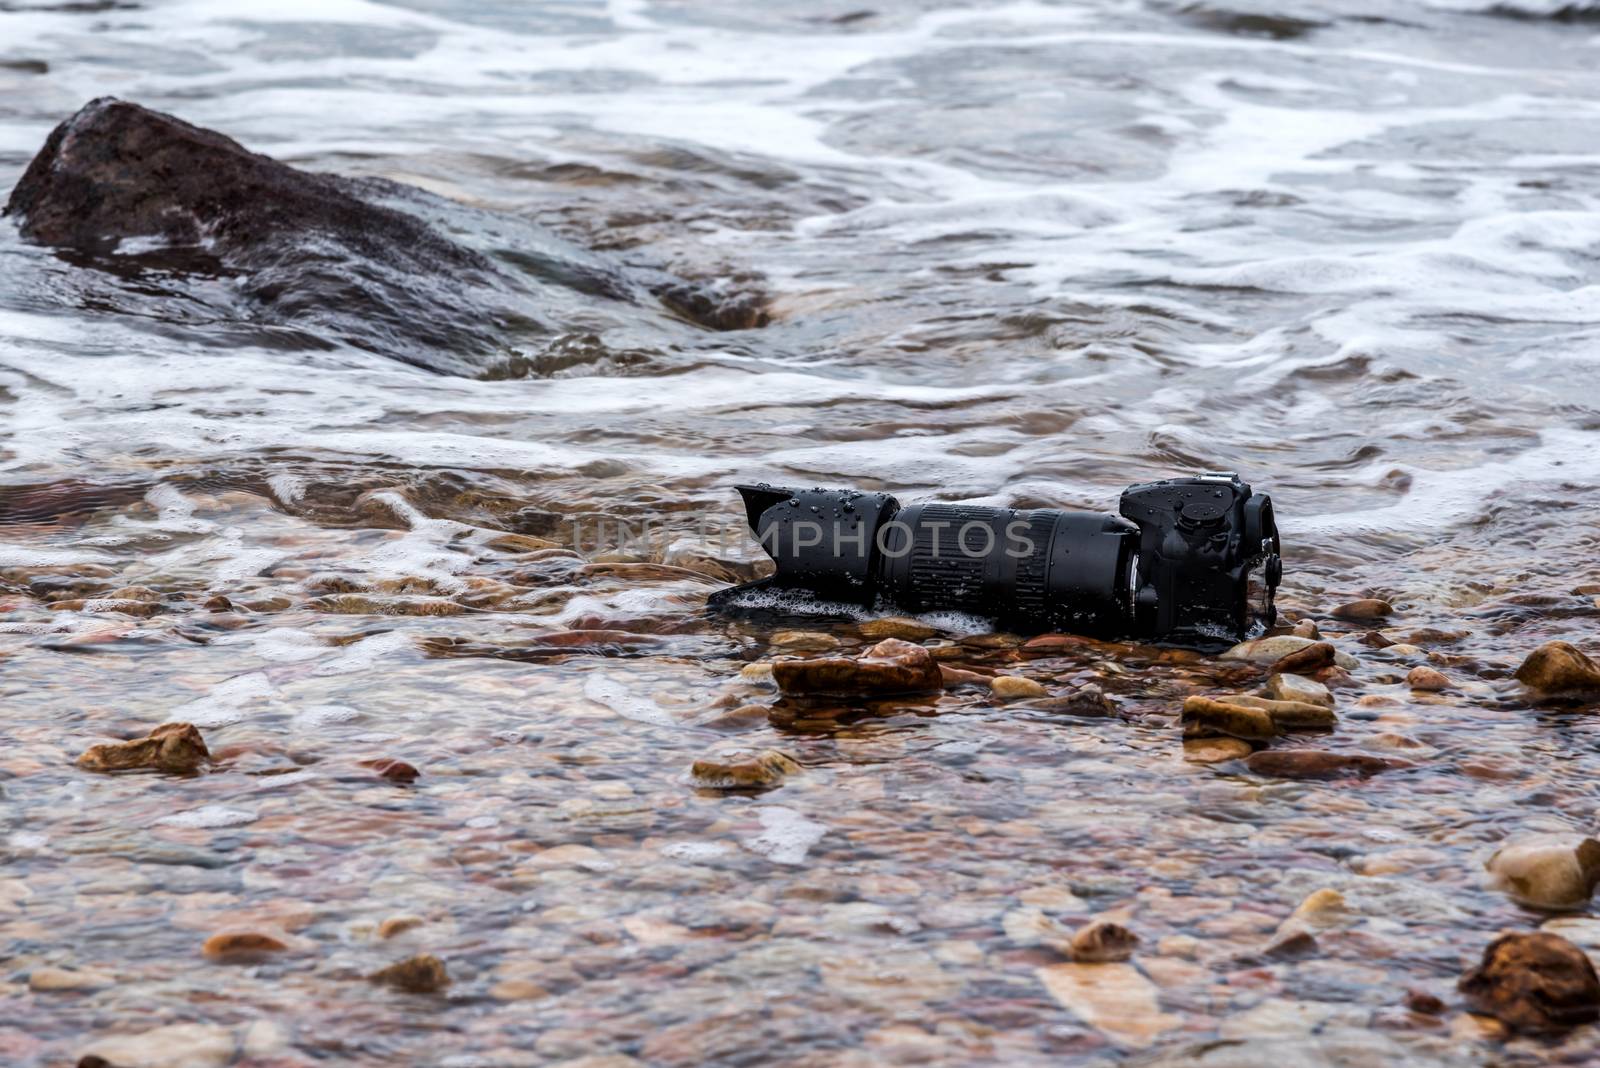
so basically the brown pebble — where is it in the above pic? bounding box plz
[371,954,450,994]
[1182,696,1277,741]
[1514,641,1600,697]
[378,916,425,940]
[77,722,210,775]
[1403,989,1444,1015]
[1183,737,1254,764]
[1332,598,1393,621]
[1069,919,1139,962]
[1406,666,1450,692]
[360,758,420,784]
[1245,750,1410,780]
[859,617,937,641]
[1268,641,1336,677]
[202,931,288,962]
[771,637,942,696]
[689,747,801,790]
[1459,932,1600,1033]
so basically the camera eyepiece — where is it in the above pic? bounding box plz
[709,473,1281,646]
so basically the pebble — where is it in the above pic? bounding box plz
[378,915,425,939]
[1514,640,1600,697]
[1263,673,1333,708]
[29,965,112,991]
[1459,931,1600,1033]
[76,722,209,775]
[1226,695,1337,730]
[1036,962,1180,1048]
[1332,598,1393,621]
[201,931,289,962]
[1220,635,1318,663]
[360,758,420,784]
[858,617,937,641]
[1485,837,1600,911]
[938,664,990,688]
[1406,666,1450,692]
[1291,619,1320,639]
[990,675,1047,700]
[769,630,839,652]
[771,637,942,696]
[1268,641,1336,676]
[689,747,801,790]
[1182,737,1254,764]
[78,1023,237,1068]
[1181,697,1277,741]
[1244,750,1409,780]
[1069,919,1139,962]
[371,953,450,994]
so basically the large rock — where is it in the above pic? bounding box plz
[1459,931,1600,1033]
[78,1023,237,1068]
[1515,641,1600,698]
[5,98,758,375]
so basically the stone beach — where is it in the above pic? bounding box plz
[4,0,1600,1064]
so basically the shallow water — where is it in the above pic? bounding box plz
[4,0,1600,1064]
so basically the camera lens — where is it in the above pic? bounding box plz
[874,504,1137,631]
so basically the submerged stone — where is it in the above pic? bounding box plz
[1486,837,1600,911]
[371,954,450,994]
[1244,750,1409,780]
[771,637,941,696]
[690,747,801,790]
[77,1023,236,1068]
[1181,696,1277,741]
[76,722,209,775]
[1264,672,1333,708]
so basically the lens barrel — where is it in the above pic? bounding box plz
[874,504,1137,633]
[716,473,1279,645]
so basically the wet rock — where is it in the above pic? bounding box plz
[771,637,941,696]
[1404,989,1445,1015]
[1514,641,1600,697]
[1332,598,1392,621]
[1183,737,1254,764]
[1036,683,1117,717]
[359,758,420,784]
[76,722,209,775]
[769,630,839,652]
[990,675,1047,700]
[938,664,990,688]
[1290,619,1321,639]
[78,1023,237,1068]
[1268,641,1336,676]
[371,954,450,994]
[378,915,425,940]
[859,617,937,641]
[29,965,112,992]
[1181,696,1277,741]
[1459,932,1600,1033]
[1261,888,1350,958]
[1226,695,1337,730]
[1069,919,1139,962]
[4,98,526,373]
[201,931,288,962]
[689,747,801,790]
[1263,673,1333,708]
[1486,837,1600,911]
[1220,635,1318,663]
[1244,750,1409,780]
[1406,666,1450,692]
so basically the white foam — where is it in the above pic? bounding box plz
[582,673,676,727]
[741,806,827,866]
[156,805,259,829]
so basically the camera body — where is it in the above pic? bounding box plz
[710,473,1280,646]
